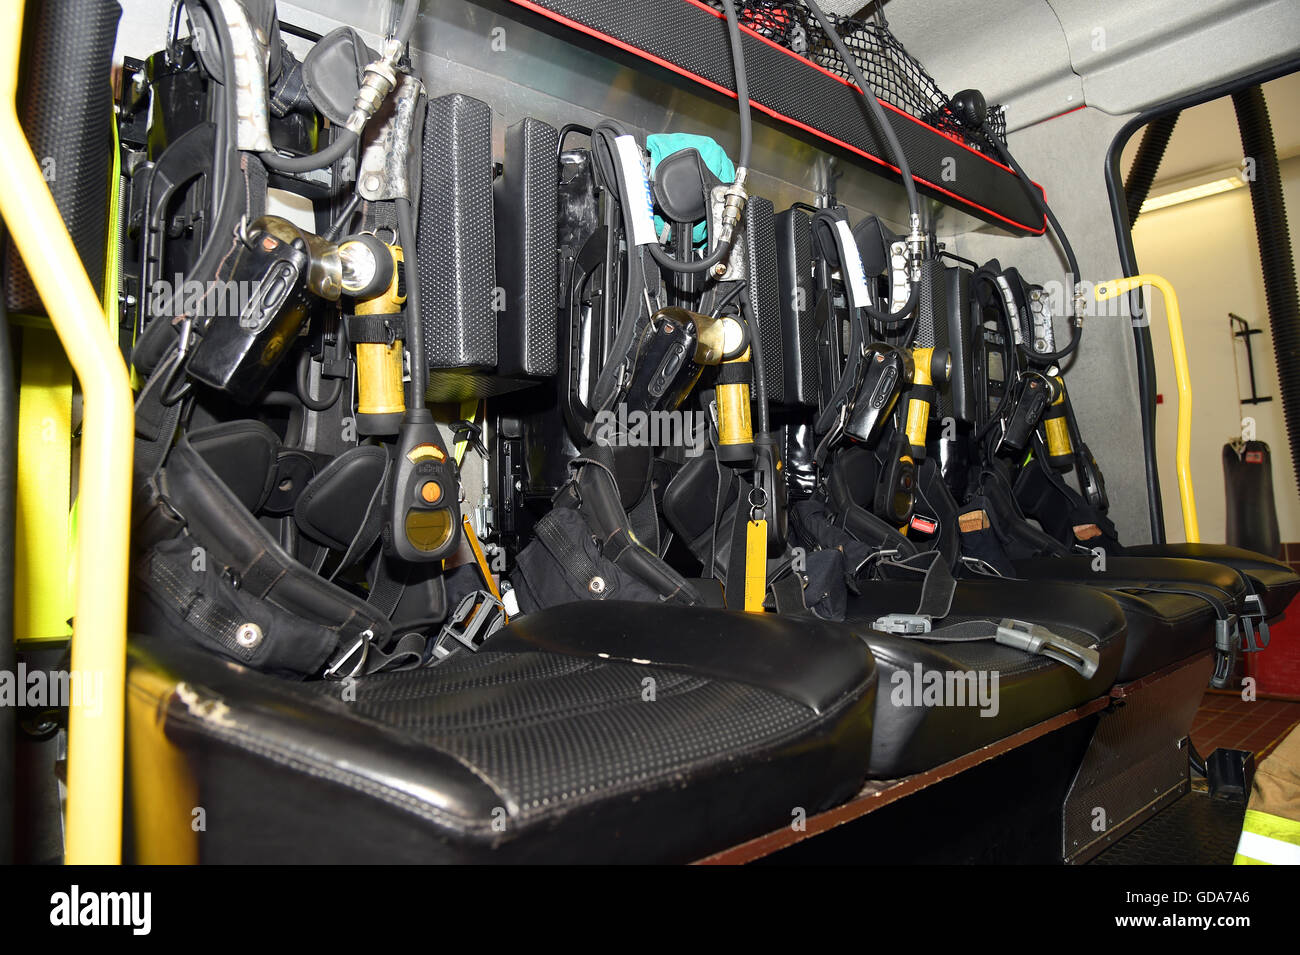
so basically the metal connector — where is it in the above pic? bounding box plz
[905,213,924,283]
[344,38,403,135]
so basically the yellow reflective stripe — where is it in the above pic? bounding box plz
[1233,810,1300,865]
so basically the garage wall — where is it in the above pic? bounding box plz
[1131,153,1300,544]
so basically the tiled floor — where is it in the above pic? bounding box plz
[1190,690,1300,761]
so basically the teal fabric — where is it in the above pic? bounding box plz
[647,134,735,245]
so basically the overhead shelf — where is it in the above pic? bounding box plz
[504,0,1048,235]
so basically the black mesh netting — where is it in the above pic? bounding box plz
[706,1,1007,155]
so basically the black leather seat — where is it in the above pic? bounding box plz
[1123,543,1299,619]
[125,602,877,864]
[845,579,1126,778]
[1010,556,1245,680]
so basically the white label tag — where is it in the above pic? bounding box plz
[614,135,659,246]
[833,219,872,309]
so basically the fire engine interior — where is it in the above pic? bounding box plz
[3,0,1300,865]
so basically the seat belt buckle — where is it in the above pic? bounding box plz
[1215,615,1241,653]
[873,613,932,635]
[323,629,373,681]
[996,619,1100,679]
[436,591,506,654]
[1241,594,1270,651]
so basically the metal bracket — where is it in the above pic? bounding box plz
[358,72,425,202]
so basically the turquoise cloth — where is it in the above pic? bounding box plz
[647,133,736,245]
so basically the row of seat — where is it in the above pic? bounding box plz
[124,544,1297,863]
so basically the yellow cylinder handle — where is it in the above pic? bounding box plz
[0,1,134,862]
[1095,274,1198,542]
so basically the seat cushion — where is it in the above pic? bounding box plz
[125,602,877,864]
[1124,543,1300,619]
[845,579,1125,778]
[1011,556,1245,680]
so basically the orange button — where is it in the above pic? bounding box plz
[419,480,442,504]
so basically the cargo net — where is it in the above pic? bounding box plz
[707,1,1007,155]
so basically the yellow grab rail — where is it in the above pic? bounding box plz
[1,0,134,862]
[1095,274,1199,542]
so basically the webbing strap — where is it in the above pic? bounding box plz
[724,502,749,611]
[534,508,608,598]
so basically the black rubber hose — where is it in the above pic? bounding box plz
[260,128,357,174]
[1233,85,1300,498]
[0,304,15,865]
[982,122,1083,364]
[647,0,750,276]
[801,0,919,329]
[295,350,342,411]
[260,0,419,174]
[1124,112,1179,227]
[395,195,426,410]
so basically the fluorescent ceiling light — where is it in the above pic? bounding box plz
[1140,176,1245,214]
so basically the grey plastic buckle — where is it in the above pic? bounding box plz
[439,591,506,653]
[1215,615,1241,653]
[995,619,1099,679]
[1241,595,1270,651]
[873,613,932,635]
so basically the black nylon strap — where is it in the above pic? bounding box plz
[367,554,409,619]
[770,572,807,614]
[133,351,186,481]
[913,551,957,619]
[715,361,753,386]
[534,508,609,598]
[345,313,403,344]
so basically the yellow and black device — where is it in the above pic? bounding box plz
[1040,373,1074,470]
[713,315,754,464]
[902,345,952,460]
[340,233,407,435]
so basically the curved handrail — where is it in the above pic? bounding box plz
[0,0,134,863]
[1095,274,1199,542]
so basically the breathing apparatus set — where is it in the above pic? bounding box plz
[125,0,480,678]
[120,0,1130,682]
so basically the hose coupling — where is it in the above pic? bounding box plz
[345,39,403,135]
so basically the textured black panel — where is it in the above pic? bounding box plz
[776,206,818,406]
[914,258,940,349]
[744,196,782,402]
[507,0,1044,233]
[424,369,542,401]
[418,93,497,370]
[943,264,976,424]
[1091,792,1245,865]
[4,0,122,312]
[494,117,560,378]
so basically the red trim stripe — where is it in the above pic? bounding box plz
[504,0,1046,234]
